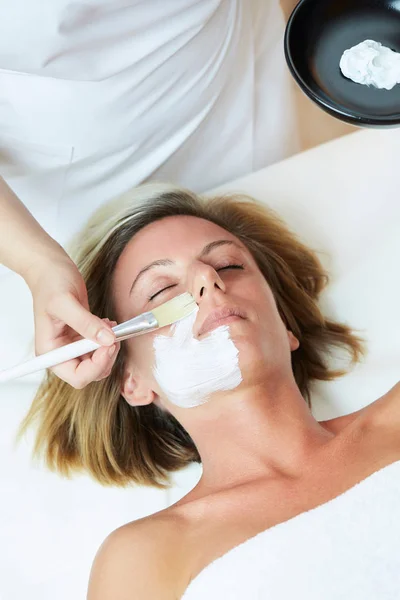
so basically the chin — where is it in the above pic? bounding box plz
[231,330,262,353]
[237,348,267,376]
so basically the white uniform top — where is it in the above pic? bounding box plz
[0,0,299,246]
[0,0,299,369]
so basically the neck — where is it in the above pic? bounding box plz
[175,379,335,496]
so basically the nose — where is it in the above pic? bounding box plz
[190,262,226,303]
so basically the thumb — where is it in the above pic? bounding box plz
[55,292,116,346]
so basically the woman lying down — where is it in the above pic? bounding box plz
[19,184,400,599]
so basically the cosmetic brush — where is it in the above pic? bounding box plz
[0,292,197,383]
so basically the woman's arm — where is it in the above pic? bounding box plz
[0,176,65,282]
[0,176,118,386]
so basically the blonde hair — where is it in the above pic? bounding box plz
[18,184,365,488]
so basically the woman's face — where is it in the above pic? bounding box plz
[112,215,299,410]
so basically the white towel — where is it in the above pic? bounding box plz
[182,460,400,599]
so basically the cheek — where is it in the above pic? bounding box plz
[247,286,290,353]
[126,333,158,377]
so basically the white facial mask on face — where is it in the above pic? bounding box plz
[152,305,243,408]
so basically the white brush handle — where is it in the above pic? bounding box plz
[0,312,158,384]
[0,337,101,383]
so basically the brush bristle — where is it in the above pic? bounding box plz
[151,292,197,327]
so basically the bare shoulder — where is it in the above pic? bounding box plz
[87,509,189,600]
[321,380,400,442]
[361,380,400,430]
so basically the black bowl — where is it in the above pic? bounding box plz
[284,0,400,127]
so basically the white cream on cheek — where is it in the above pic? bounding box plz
[152,305,243,408]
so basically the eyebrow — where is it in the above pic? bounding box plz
[129,239,243,296]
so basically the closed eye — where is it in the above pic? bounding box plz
[148,263,244,301]
[218,264,244,272]
[148,285,176,302]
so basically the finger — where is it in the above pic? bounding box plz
[48,319,119,385]
[49,293,116,347]
[79,319,118,360]
[51,341,121,389]
[51,345,114,388]
[50,320,111,363]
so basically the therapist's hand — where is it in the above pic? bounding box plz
[25,253,121,388]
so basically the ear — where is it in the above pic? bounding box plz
[287,330,300,352]
[120,370,156,407]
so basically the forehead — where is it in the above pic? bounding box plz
[118,215,243,268]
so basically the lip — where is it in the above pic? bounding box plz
[198,306,246,337]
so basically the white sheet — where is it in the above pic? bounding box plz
[182,460,400,598]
